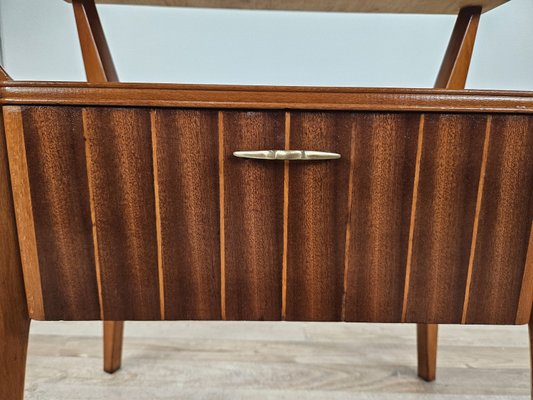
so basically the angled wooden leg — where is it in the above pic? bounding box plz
[417,323,438,381]
[417,6,482,382]
[529,315,532,400]
[72,0,124,374]
[104,321,124,374]
[1,66,31,400]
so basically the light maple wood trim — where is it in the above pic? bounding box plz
[151,110,166,320]
[516,224,533,324]
[341,119,356,321]
[461,115,492,324]
[64,0,508,15]
[3,106,45,320]
[218,111,226,320]
[401,114,425,323]
[81,108,105,320]
[281,112,290,320]
[434,6,481,89]
[72,0,118,82]
[2,83,533,113]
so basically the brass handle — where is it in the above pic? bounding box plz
[233,150,341,161]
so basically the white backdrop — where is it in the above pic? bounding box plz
[0,0,532,89]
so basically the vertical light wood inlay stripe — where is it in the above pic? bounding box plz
[401,114,425,322]
[218,111,226,320]
[341,119,357,321]
[81,108,104,320]
[516,222,533,324]
[3,106,45,319]
[461,115,492,324]
[281,111,290,320]
[150,110,165,320]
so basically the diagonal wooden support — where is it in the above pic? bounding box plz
[417,5,481,383]
[0,66,31,400]
[72,0,124,374]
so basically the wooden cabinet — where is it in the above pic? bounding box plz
[5,102,532,325]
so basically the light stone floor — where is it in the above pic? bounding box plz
[25,321,531,399]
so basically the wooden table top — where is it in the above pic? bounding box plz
[65,0,509,14]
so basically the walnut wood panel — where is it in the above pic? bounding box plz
[3,82,533,114]
[405,114,488,324]
[153,109,221,320]
[222,111,285,320]
[285,112,352,321]
[343,113,420,322]
[65,0,508,14]
[21,107,100,320]
[465,115,533,324]
[83,107,161,320]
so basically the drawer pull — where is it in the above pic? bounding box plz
[233,150,341,161]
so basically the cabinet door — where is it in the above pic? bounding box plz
[284,111,533,325]
[6,106,533,324]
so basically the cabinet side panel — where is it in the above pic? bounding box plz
[83,107,161,320]
[344,113,420,322]
[22,106,100,320]
[406,114,486,323]
[466,115,533,324]
[154,109,221,320]
[286,112,352,321]
[222,111,285,320]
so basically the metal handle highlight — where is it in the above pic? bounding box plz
[233,150,341,161]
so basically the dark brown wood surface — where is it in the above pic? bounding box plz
[405,114,487,324]
[2,82,533,114]
[83,107,161,320]
[222,111,285,320]
[465,115,533,324]
[6,106,533,324]
[343,113,420,322]
[22,107,100,320]
[153,109,221,320]
[285,112,352,321]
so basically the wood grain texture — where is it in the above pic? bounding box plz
[466,115,533,325]
[72,0,118,82]
[222,111,285,320]
[83,107,161,320]
[406,113,487,324]
[285,112,352,321]
[3,106,45,319]
[153,109,221,320]
[22,107,100,320]
[3,82,533,114]
[0,105,30,400]
[344,113,420,322]
[64,0,509,14]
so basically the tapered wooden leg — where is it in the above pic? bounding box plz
[104,321,124,374]
[417,323,438,381]
[416,6,482,383]
[72,0,126,374]
[529,315,532,399]
[1,66,31,400]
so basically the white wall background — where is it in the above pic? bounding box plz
[0,0,532,89]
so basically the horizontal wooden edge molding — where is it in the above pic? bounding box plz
[63,0,509,15]
[2,82,533,113]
